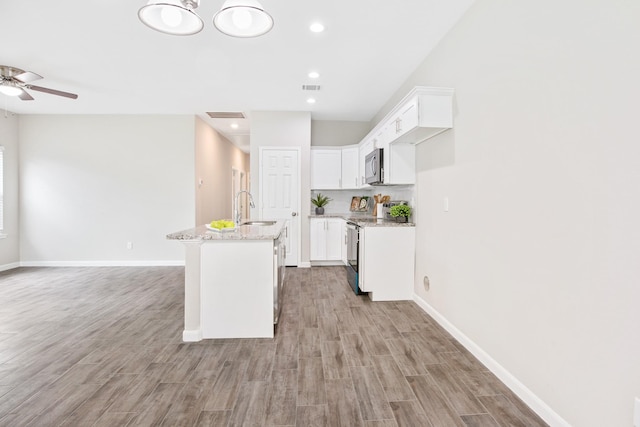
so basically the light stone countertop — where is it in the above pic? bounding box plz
[167,220,287,241]
[309,213,415,227]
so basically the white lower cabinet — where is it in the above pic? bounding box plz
[341,220,348,266]
[310,218,344,262]
[359,226,416,301]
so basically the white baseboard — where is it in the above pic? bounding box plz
[297,261,311,268]
[310,260,344,267]
[0,262,20,272]
[19,260,185,267]
[183,329,202,342]
[413,294,569,427]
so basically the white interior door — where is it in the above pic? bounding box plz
[260,148,299,266]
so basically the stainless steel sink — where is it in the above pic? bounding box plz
[241,220,277,226]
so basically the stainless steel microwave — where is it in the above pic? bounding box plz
[365,148,384,185]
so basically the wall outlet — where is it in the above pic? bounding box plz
[423,275,430,291]
[126,241,133,250]
[634,397,640,427]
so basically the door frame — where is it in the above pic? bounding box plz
[258,146,301,267]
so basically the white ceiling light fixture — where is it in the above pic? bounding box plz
[213,0,274,38]
[307,98,316,104]
[309,22,325,33]
[308,71,320,79]
[0,81,23,97]
[230,122,239,129]
[138,0,204,35]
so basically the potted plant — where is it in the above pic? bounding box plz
[311,193,332,215]
[389,204,412,222]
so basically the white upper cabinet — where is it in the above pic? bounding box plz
[355,86,454,186]
[341,147,359,189]
[383,143,415,185]
[371,125,389,149]
[311,149,341,189]
[388,87,454,145]
[358,139,374,188]
[311,146,360,190]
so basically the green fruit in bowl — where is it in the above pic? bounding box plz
[209,220,235,229]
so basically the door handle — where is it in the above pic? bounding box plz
[291,212,297,217]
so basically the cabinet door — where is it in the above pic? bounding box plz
[360,226,416,301]
[311,149,341,189]
[309,219,327,260]
[325,219,343,261]
[385,143,415,185]
[341,147,359,189]
[341,220,348,265]
[358,139,374,188]
[395,97,419,140]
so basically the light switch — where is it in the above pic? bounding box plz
[444,197,449,212]
[634,397,640,427]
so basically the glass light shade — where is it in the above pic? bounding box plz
[0,84,22,97]
[309,22,325,33]
[138,0,204,36]
[213,0,274,38]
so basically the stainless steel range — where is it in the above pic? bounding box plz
[345,221,363,294]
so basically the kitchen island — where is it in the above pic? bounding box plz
[167,221,287,341]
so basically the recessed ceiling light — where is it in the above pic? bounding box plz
[230,122,239,129]
[308,71,320,79]
[307,98,316,104]
[309,22,324,33]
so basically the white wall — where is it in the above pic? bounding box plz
[19,115,195,265]
[376,1,640,425]
[310,120,370,147]
[0,113,20,269]
[250,111,311,265]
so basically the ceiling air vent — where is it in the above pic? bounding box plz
[302,84,321,91]
[206,112,246,119]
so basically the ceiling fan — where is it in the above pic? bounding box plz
[0,65,78,101]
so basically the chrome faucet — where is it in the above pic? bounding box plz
[234,190,255,225]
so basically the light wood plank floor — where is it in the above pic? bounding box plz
[0,266,548,426]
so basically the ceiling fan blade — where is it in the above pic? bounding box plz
[29,85,78,99]
[18,88,34,101]
[14,71,43,83]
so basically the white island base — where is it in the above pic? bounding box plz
[182,239,276,340]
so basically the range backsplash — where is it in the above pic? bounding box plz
[311,187,415,214]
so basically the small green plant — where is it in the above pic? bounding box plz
[389,204,411,218]
[311,193,332,207]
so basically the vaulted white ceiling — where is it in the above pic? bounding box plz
[0,0,474,150]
